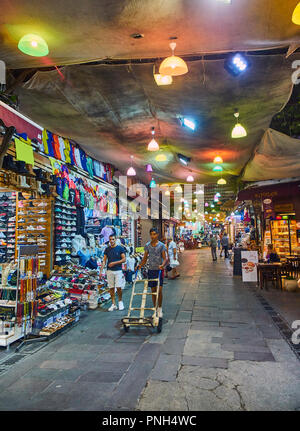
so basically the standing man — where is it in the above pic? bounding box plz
[221,232,229,258]
[100,234,126,311]
[168,237,180,279]
[138,228,168,318]
[209,234,217,261]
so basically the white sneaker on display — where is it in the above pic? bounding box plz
[108,304,117,312]
[158,307,163,318]
[118,301,124,311]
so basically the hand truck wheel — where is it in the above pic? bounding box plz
[123,324,129,332]
[157,317,163,333]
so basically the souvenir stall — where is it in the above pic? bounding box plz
[0,102,119,343]
[237,180,300,257]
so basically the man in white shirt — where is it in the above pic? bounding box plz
[168,238,180,279]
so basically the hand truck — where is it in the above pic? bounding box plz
[122,270,163,333]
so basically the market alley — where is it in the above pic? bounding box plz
[0,248,299,411]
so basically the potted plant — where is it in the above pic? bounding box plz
[283,276,298,292]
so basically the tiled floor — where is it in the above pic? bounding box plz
[0,249,299,411]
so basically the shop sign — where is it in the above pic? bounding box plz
[241,251,258,282]
[263,199,275,219]
[274,203,294,213]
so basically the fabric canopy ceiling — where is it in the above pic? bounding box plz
[0,0,300,68]
[242,128,300,181]
[15,53,298,183]
[1,0,300,184]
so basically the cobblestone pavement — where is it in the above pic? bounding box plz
[0,249,299,411]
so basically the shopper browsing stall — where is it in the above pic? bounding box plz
[100,234,126,311]
[137,228,167,318]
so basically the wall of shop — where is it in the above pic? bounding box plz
[140,218,153,247]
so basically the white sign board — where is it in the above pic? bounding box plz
[241,251,258,282]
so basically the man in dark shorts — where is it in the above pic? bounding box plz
[138,228,167,318]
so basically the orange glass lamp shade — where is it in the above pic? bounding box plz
[159,42,188,76]
[213,156,223,164]
[18,34,49,57]
[292,2,300,24]
[154,73,173,86]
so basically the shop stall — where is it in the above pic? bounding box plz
[0,102,128,345]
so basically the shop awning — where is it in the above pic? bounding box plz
[237,180,300,201]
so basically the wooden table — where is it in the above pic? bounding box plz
[257,262,282,290]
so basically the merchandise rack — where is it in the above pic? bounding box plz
[0,245,47,350]
[15,195,54,278]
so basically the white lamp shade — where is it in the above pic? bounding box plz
[186,175,194,182]
[159,55,188,76]
[147,138,159,151]
[154,73,173,86]
[127,166,136,176]
[231,123,247,138]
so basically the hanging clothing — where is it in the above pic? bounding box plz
[76,207,85,236]
[86,157,94,178]
[101,225,114,243]
[63,138,71,164]
[79,149,88,172]
[58,136,66,161]
[52,135,62,160]
[74,147,82,168]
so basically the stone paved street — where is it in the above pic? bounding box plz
[0,249,299,411]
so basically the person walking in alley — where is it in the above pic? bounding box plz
[168,237,180,279]
[100,234,126,311]
[209,233,217,261]
[221,232,229,258]
[138,228,168,318]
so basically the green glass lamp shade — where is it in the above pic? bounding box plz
[18,34,49,57]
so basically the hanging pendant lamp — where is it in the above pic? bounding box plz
[18,34,49,57]
[217,178,227,185]
[213,156,223,164]
[146,164,153,172]
[213,165,223,172]
[153,63,173,86]
[127,155,136,176]
[149,178,156,188]
[155,153,167,162]
[292,2,300,25]
[186,174,194,182]
[147,127,159,151]
[231,111,247,138]
[159,42,188,76]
